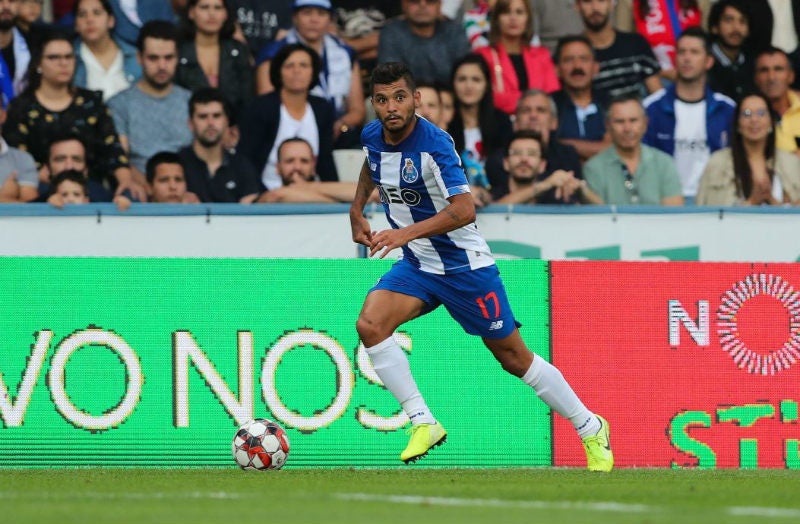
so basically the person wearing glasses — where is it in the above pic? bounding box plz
[583,94,684,205]
[696,92,800,206]
[377,0,470,86]
[4,32,147,201]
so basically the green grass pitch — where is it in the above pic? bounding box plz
[3,468,800,524]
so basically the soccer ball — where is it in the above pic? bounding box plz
[232,419,290,471]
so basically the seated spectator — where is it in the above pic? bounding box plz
[377,0,470,86]
[583,95,684,205]
[257,137,361,202]
[145,150,199,203]
[447,54,512,207]
[643,27,735,202]
[257,0,364,149]
[474,0,559,115]
[576,0,661,99]
[488,88,583,201]
[110,0,176,47]
[696,92,800,206]
[176,0,253,126]
[438,83,455,130]
[552,35,610,161]
[707,0,754,101]
[333,0,401,86]
[613,0,709,83]
[754,47,800,154]
[0,102,38,202]
[226,0,293,57]
[74,0,141,101]
[49,169,90,205]
[238,43,337,190]
[416,82,442,127]
[0,0,31,102]
[4,32,146,201]
[177,87,260,202]
[494,130,600,205]
[17,0,47,51]
[108,21,192,180]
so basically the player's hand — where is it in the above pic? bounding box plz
[350,212,373,247]
[369,228,410,258]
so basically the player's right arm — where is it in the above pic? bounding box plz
[349,159,376,247]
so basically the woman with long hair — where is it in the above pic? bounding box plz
[696,92,800,205]
[73,0,141,101]
[175,0,253,122]
[4,32,146,201]
[447,54,512,205]
[473,0,559,115]
[237,43,337,191]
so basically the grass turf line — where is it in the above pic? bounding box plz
[2,469,799,524]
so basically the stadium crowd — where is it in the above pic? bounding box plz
[0,0,798,207]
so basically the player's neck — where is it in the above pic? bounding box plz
[383,115,418,145]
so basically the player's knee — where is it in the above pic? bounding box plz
[356,315,385,346]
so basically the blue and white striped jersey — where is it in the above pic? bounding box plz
[361,116,495,275]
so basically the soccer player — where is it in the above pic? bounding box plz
[350,62,614,471]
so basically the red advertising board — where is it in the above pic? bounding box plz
[551,261,800,469]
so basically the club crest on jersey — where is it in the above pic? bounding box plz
[401,158,419,183]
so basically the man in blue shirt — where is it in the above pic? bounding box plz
[350,62,613,471]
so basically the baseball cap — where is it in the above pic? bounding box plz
[292,0,333,11]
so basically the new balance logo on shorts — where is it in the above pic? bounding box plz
[489,320,504,331]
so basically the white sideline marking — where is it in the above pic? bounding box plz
[335,492,651,513]
[0,491,242,500]
[728,507,800,519]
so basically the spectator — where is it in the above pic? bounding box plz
[446,53,512,206]
[754,47,800,154]
[707,0,754,102]
[176,0,252,125]
[494,129,599,205]
[17,0,46,50]
[488,88,583,202]
[257,137,362,202]
[552,34,610,161]
[575,0,661,99]
[177,87,259,202]
[40,132,114,201]
[584,95,684,206]
[416,81,442,127]
[4,32,146,200]
[238,43,337,190]
[107,20,192,181]
[696,92,800,206]
[73,0,141,101]
[109,0,175,47]
[643,27,735,202]
[473,0,559,116]
[334,0,401,83]
[438,83,455,129]
[256,0,364,149]
[145,150,198,203]
[49,169,89,204]
[0,0,30,101]
[377,0,470,86]
[613,0,709,82]
[746,0,800,80]
[0,101,37,202]
[228,0,292,57]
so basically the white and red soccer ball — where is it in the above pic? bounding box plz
[232,419,290,470]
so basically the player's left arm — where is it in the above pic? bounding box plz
[370,193,476,258]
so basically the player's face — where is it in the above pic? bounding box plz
[453,63,487,107]
[48,140,87,176]
[755,53,795,101]
[150,163,187,203]
[737,95,772,142]
[557,41,596,90]
[675,35,711,83]
[607,100,647,151]
[416,86,442,125]
[714,6,748,50]
[190,101,228,147]
[575,0,612,32]
[372,79,419,135]
[56,180,89,204]
[277,141,316,185]
[503,137,545,181]
[139,37,178,89]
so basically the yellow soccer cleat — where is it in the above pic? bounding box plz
[400,422,447,464]
[582,415,614,472]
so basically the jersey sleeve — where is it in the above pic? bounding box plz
[429,130,470,198]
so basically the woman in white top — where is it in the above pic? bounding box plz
[73,0,141,101]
